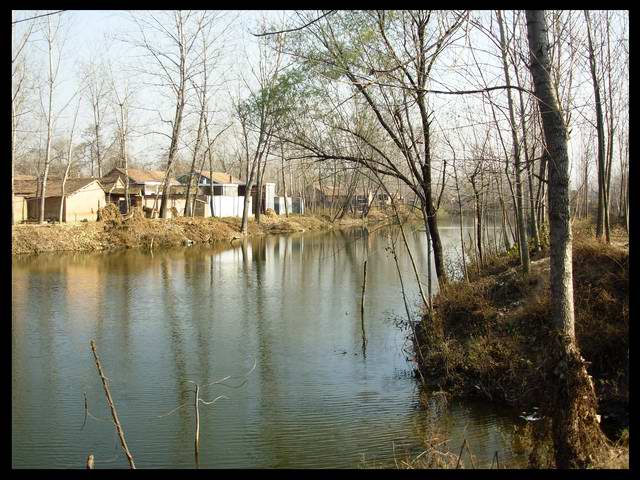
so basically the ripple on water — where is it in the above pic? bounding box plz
[12,225,523,468]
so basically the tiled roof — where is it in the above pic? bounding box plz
[107,167,180,185]
[15,178,101,198]
[195,170,245,185]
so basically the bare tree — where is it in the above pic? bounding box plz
[236,27,300,231]
[183,13,230,217]
[12,11,36,225]
[584,10,609,243]
[496,9,530,273]
[282,10,469,287]
[37,13,66,224]
[58,96,82,221]
[83,59,110,178]
[526,9,607,468]
[111,77,134,214]
[128,11,213,218]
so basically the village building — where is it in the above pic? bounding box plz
[13,174,37,223]
[176,170,247,218]
[13,195,27,223]
[14,177,105,223]
[101,167,191,217]
[176,170,305,217]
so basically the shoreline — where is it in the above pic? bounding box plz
[411,223,629,467]
[11,209,397,256]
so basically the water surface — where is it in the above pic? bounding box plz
[12,220,524,468]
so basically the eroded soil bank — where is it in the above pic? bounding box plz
[413,223,629,468]
[12,206,396,256]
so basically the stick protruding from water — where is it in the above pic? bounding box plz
[90,339,136,469]
[361,260,368,353]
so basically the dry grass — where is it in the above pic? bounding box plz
[414,224,629,468]
[12,208,395,255]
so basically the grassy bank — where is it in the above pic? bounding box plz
[413,221,628,468]
[12,205,396,256]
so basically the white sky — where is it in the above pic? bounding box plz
[13,10,281,165]
[12,10,629,187]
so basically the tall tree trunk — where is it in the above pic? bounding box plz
[496,176,511,251]
[512,17,541,251]
[117,101,130,215]
[583,153,589,220]
[453,159,468,282]
[470,175,483,268]
[584,10,607,241]
[240,121,253,231]
[254,142,270,223]
[604,12,614,241]
[159,95,185,219]
[59,164,71,223]
[94,109,103,178]
[536,151,548,228]
[59,100,81,222]
[497,10,530,273]
[184,99,205,217]
[40,21,55,225]
[416,72,446,286]
[39,116,53,223]
[420,202,434,312]
[281,142,289,217]
[526,146,541,249]
[526,10,607,468]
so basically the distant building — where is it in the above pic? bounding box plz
[176,170,247,217]
[15,177,105,222]
[101,167,186,217]
[177,170,245,193]
[12,174,37,223]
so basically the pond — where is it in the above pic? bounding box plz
[12,219,526,468]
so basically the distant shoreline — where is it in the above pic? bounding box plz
[11,210,398,256]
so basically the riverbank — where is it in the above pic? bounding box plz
[12,206,398,256]
[413,221,628,468]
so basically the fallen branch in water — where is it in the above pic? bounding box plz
[360,259,368,354]
[90,340,136,469]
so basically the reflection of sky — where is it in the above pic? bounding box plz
[12,221,522,468]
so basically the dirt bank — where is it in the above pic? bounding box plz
[12,207,396,256]
[414,225,628,467]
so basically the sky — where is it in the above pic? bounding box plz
[12,10,629,188]
[12,10,280,165]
